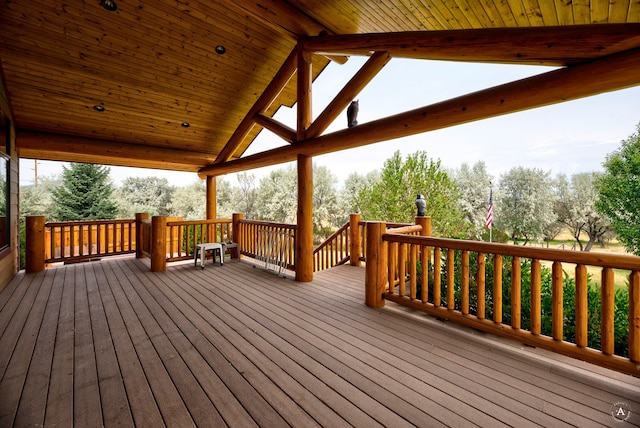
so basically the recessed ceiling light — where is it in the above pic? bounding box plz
[215,45,226,55]
[100,0,117,11]
[93,105,105,112]
[181,122,190,128]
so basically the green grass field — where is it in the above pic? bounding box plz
[530,231,632,289]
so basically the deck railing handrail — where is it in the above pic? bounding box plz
[238,219,297,271]
[311,215,415,272]
[365,219,640,376]
[313,222,350,272]
[44,218,136,264]
[139,218,152,259]
[165,218,233,262]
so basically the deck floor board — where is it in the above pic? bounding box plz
[13,268,64,427]
[1,257,639,427]
[219,264,555,427]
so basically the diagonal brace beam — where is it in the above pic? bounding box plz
[307,51,391,138]
[199,47,640,177]
[214,46,298,164]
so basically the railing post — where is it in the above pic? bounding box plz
[135,212,149,259]
[26,215,46,273]
[232,213,243,259]
[151,215,167,272]
[629,271,640,363]
[349,213,361,266]
[365,221,387,308]
[415,216,431,236]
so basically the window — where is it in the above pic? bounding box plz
[0,109,9,251]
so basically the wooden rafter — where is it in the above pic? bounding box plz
[18,131,213,172]
[302,24,640,66]
[210,23,640,175]
[296,42,313,140]
[223,51,390,157]
[198,46,640,177]
[214,47,299,164]
[4,3,640,174]
[221,0,333,38]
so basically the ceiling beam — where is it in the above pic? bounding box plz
[302,24,640,66]
[199,47,640,177]
[17,131,213,172]
[221,0,332,38]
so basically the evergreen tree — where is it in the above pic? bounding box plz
[51,163,118,220]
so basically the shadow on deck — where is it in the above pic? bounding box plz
[0,257,639,427]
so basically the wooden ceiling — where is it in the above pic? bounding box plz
[1,1,639,174]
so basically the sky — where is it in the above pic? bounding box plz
[19,56,640,188]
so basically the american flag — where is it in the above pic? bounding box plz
[485,188,493,229]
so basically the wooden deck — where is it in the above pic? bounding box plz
[1,257,639,427]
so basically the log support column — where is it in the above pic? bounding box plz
[296,155,313,282]
[25,215,45,273]
[365,221,387,308]
[151,215,167,272]
[206,176,217,241]
[206,176,216,220]
[349,213,361,266]
[295,41,314,282]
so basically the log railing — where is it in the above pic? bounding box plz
[26,214,238,272]
[137,215,152,259]
[27,214,290,272]
[313,222,350,272]
[312,213,414,272]
[165,218,233,262]
[365,219,640,376]
[147,216,236,271]
[237,219,297,272]
[44,219,136,264]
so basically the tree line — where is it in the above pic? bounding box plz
[20,122,640,255]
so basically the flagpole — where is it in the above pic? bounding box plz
[486,182,493,243]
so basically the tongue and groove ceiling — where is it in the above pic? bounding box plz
[1,1,639,174]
